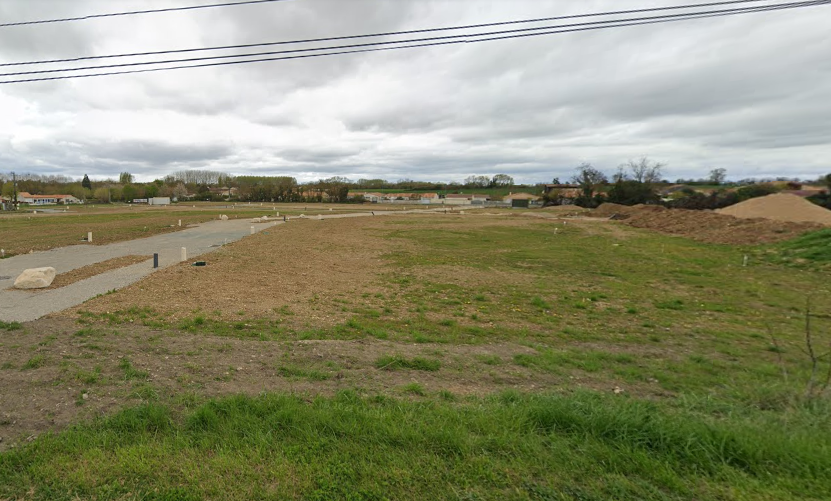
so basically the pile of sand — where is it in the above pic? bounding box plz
[590,203,824,245]
[716,193,831,225]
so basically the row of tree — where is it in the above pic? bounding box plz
[2,164,829,207]
[544,159,831,209]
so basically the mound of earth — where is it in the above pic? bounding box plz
[590,203,638,218]
[591,203,824,245]
[716,193,831,225]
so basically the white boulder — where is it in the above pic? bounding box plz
[220,215,229,221]
[14,267,56,289]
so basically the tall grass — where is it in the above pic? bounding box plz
[1,391,828,500]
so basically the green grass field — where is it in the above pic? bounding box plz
[2,215,830,499]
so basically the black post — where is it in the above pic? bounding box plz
[153,253,159,268]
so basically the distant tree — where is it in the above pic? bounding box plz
[607,180,660,206]
[464,175,491,189]
[551,177,561,184]
[570,163,607,207]
[81,174,92,190]
[709,168,727,185]
[622,157,664,185]
[119,172,134,184]
[145,183,159,198]
[172,183,188,200]
[823,173,831,192]
[122,184,138,202]
[491,174,514,187]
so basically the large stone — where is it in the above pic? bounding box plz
[14,267,56,289]
[220,215,229,221]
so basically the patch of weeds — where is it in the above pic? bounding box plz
[531,296,552,310]
[119,358,149,381]
[37,335,57,347]
[22,355,46,370]
[184,362,202,374]
[655,299,685,310]
[689,355,710,365]
[402,383,426,396]
[475,354,502,366]
[75,365,102,385]
[73,327,106,338]
[2,361,15,370]
[474,294,488,302]
[131,384,159,401]
[277,365,331,381]
[438,319,457,327]
[274,305,294,316]
[626,307,639,315]
[439,390,457,401]
[0,321,23,331]
[375,355,441,372]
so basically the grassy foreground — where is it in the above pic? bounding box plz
[2,391,829,501]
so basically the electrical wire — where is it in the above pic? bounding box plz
[0,0,291,28]
[1,0,827,84]
[1,0,822,77]
[0,0,783,67]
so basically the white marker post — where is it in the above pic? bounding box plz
[181,247,187,262]
[87,232,92,243]
[178,220,181,227]
[250,226,255,235]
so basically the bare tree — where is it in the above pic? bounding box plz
[622,157,665,184]
[570,163,607,199]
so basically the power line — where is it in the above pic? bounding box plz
[3,1,818,78]
[1,0,827,84]
[1,0,823,77]
[0,0,290,28]
[0,0,788,67]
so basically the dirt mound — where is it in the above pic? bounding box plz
[592,203,823,244]
[591,203,638,218]
[717,193,831,225]
[626,208,823,244]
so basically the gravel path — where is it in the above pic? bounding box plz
[0,207,463,322]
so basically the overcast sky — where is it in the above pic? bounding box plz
[1,0,829,184]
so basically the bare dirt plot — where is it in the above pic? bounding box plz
[66,215,398,326]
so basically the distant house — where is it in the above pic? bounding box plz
[443,194,474,205]
[348,191,385,202]
[17,192,82,205]
[503,192,540,203]
[543,184,582,199]
[209,186,238,198]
